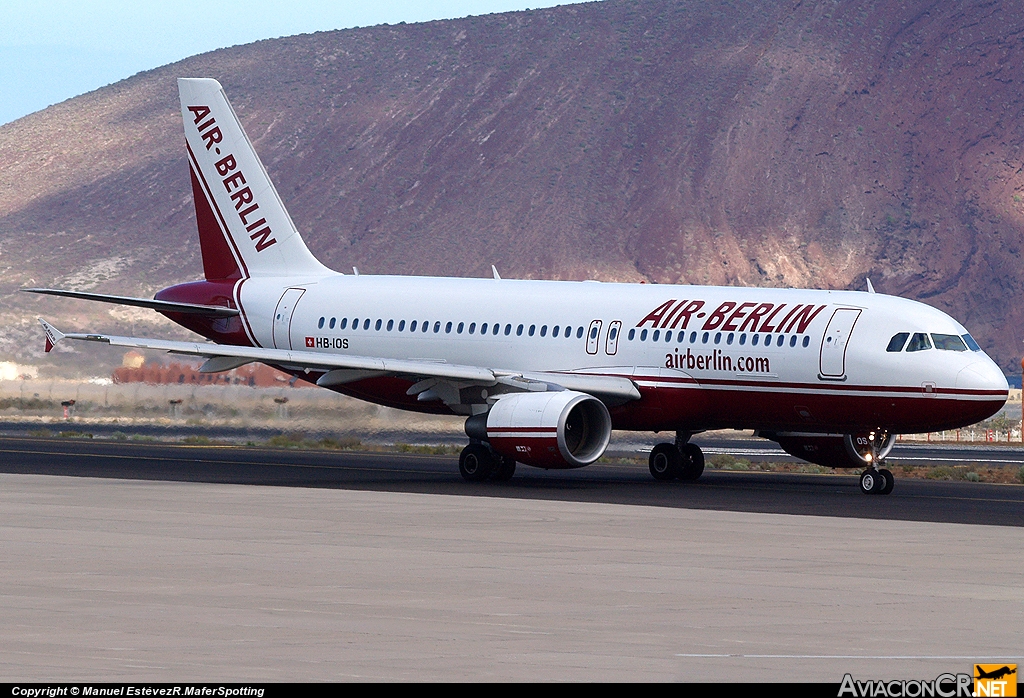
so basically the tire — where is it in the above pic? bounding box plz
[859,469,883,495]
[649,443,681,481]
[459,444,495,482]
[878,468,894,495]
[678,443,705,482]
[491,456,517,482]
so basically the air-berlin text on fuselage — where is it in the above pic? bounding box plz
[187,105,277,253]
[637,299,827,334]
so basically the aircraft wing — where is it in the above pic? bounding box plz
[38,319,639,401]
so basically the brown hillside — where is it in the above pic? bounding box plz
[1,0,1023,373]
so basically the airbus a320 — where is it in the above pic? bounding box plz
[29,79,1009,495]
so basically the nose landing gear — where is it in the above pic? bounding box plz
[848,430,896,496]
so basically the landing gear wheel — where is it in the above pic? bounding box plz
[859,469,884,495]
[878,468,894,495]
[678,443,705,482]
[649,443,682,481]
[490,456,517,482]
[459,444,495,482]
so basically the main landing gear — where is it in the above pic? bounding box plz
[459,443,517,482]
[649,433,705,482]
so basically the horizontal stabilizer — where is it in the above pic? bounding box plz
[23,288,239,317]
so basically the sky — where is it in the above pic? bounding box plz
[0,1,579,126]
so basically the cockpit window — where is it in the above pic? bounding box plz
[905,332,932,352]
[931,334,968,352]
[962,334,982,351]
[886,333,909,352]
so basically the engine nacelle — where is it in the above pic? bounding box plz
[765,431,896,469]
[483,391,612,469]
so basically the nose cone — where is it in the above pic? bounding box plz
[956,360,1009,394]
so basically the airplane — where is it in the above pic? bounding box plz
[28,78,1009,495]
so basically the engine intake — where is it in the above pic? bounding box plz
[481,391,612,469]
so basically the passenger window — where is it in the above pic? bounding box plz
[886,333,909,352]
[329,318,336,329]
[552,325,560,337]
[727,333,734,345]
[702,332,709,344]
[640,329,648,341]
[789,335,797,347]
[653,330,660,341]
[529,325,536,337]
[363,319,370,330]
[457,322,464,334]
[628,328,636,341]
[410,320,417,332]
[906,333,932,352]
[318,317,325,329]
[590,326,598,340]
[375,319,382,331]
[479,323,486,334]
[752,334,759,346]
[962,334,981,351]
[576,327,584,339]
[540,325,547,337]
[386,319,394,331]
[340,318,348,330]
[517,324,524,336]
[932,334,968,351]
[776,335,784,347]
[398,320,405,331]
[802,336,810,347]
[714,332,721,345]
[689,331,696,343]
[739,333,746,345]
[433,322,441,333]
[446,322,453,334]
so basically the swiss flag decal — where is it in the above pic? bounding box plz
[305,337,315,347]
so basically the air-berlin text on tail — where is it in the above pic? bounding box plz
[637,299,827,334]
[187,105,277,253]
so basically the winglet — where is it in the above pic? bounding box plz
[491,265,501,280]
[866,277,876,294]
[38,318,65,353]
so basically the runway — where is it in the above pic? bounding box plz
[1,436,1021,526]
[1,437,1022,681]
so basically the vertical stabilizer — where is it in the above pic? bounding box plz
[178,78,331,279]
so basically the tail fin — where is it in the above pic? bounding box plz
[178,78,331,280]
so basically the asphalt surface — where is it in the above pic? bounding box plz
[1,436,1020,527]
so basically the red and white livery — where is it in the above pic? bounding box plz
[31,79,1008,494]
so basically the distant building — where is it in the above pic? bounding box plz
[112,361,310,388]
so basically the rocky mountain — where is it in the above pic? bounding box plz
[1,0,1023,373]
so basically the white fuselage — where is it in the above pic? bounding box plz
[226,273,1007,434]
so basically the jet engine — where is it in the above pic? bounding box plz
[764,431,896,469]
[473,391,612,469]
